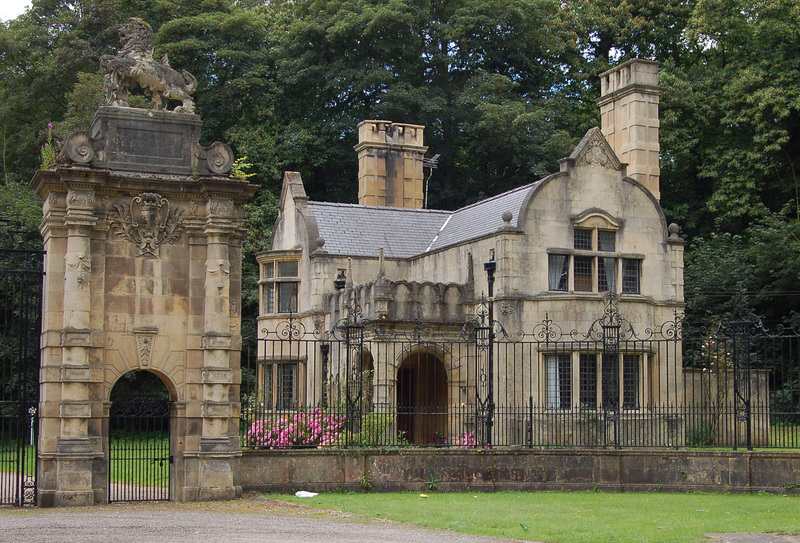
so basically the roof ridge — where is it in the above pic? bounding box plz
[308,201,452,215]
[449,180,541,215]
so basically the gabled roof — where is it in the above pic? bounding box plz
[300,128,626,259]
[307,180,541,258]
[307,202,449,259]
[428,181,541,252]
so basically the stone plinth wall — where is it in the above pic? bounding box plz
[240,449,800,494]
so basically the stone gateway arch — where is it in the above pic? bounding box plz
[32,105,254,506]
[32,30,255,503]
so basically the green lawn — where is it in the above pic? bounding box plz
[0,443,35,476]
[280,491,800,543]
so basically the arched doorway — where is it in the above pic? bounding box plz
[396,351,447,444]
[108,370,171,502]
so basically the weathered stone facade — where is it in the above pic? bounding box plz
[256,59,685,445]
[32,106,254,506]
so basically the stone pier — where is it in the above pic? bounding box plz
[31,106,255,506]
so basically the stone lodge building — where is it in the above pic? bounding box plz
[255,59,686,446]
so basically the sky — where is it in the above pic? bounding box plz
[0,0,31,22]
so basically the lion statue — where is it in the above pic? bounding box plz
[100,17,197,114]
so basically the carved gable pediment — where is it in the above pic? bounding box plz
[568,127,623,172]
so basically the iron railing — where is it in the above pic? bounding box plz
[240,293,800,451]
[0,218,43,506]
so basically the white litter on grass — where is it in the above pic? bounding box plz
[295,491,319,498]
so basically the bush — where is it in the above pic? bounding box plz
[686,424,713,447]
[245,408,345,449]
[350,413,395,446]
[453,431,478,448]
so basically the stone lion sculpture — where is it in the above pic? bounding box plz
[100,17,197,114]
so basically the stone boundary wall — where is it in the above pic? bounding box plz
[241,449,800,494]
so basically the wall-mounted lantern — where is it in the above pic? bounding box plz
[334,270,346,290]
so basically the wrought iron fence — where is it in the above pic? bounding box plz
[0,218,43,506]
[240,293,800,451]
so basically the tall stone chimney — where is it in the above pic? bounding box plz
[597,59,663,200]
[355,120,427,208]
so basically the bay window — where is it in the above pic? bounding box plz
[261,259,299,314]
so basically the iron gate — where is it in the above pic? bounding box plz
[109,400,171,502]
[0,219,43,506]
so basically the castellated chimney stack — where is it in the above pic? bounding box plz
[355,120,428,208]
[597,59,663,200]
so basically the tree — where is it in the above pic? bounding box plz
[269,0,587,208]
[0,0,127,184]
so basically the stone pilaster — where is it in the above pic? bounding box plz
[186,194,241,501]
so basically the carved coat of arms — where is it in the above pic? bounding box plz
[109,193,185,257]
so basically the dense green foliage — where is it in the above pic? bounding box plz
[1,0,799,325]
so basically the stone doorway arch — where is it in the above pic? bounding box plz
[396,349,448,445]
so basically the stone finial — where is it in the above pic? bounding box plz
[313,237,327,254]
[345,257,353,289]
[668,223,684,243]
[377,247,385,279]
[498,210,518,232]
[100,17,197,114]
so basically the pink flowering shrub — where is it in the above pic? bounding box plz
[453,431,478,448]
[425,430,448,446]
[245,408,346,449]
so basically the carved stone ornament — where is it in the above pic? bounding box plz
[68,191,95,209]
[209,199,234,217]
[206,259,230,291]
[59,131,95,165]
[198,142,234,174]
[499,301,516,315]
[134,328,158,367]
[65,253,91,272]
[99,17,197,114]
[577,137,613,168]
[109,193,185,258]
[66,252,92,287]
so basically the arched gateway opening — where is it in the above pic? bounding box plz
[108,370,172,502]
[396,351,448,444]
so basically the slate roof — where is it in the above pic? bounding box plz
[308,180,543,258]
[428,181,541,252]
[307,202,450,259]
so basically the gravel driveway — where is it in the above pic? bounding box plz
[0,494,528,543]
